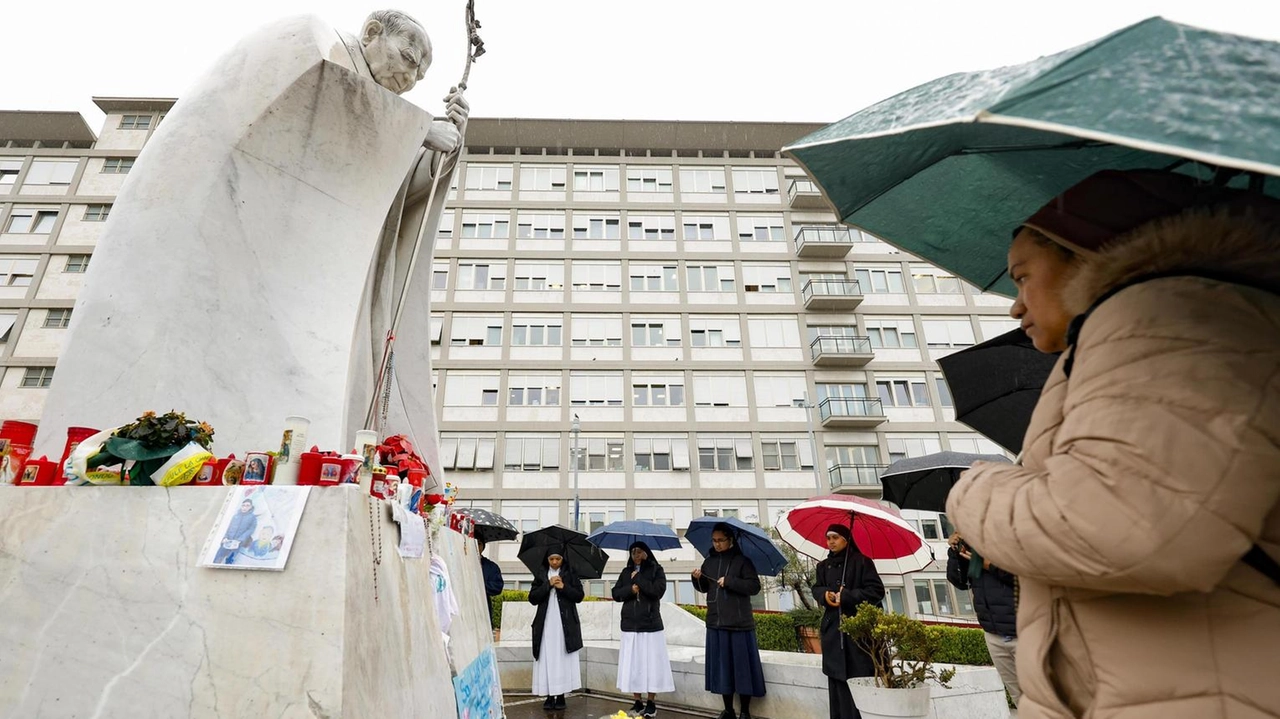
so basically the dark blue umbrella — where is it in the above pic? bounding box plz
[587,520,681,551]
[686,516,787,577]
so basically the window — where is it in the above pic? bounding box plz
[519,165,567,191]
[5,209,57,234]
[455,262,506,290]
[569,371,624,406]
[886,587,907,615]
[632,382,685,407]
[692,373,748,407]
[761,438,814,470]
[442,372,501,407]
[681,214,731,240]
[449,315,503,346]
[887,434,943,462]
[0,312,16,342]
[572,214,620,240]
[807,324,862,342]
[912,266,963,294]
[626,214,676,241]
[686,264,735,292]
[689,316,742,347]
[24,160,76,186]
[947,434,1006,456]
[572,166,620,192]
[463,164,513,191]
[119,114,152,130]
[0,256,39,285]
[854,267,906,293]
[633,437,682,472]
[979,318,1020,341]
[876,378,931,408]
[516,212,566,239]
[827,445,883,487]
[921,319,976,348]
[503,501,560,535]
[742,264,792,293]
[736,215,785,241]
[429,315,443,344]
[679,168,727,193]
[571,262,622,291]
[697,436,753,471]
[626,167,673,193]
[0,160,21,186]
[503,435,561,471]
[629,264,678,292]
[432,262,449,290]
[631,318,681,347]
[753,373,808,408]
[935,377,953,408]
[513,262,565,291]
[865,318,918,349]
[439,435,497,471]
[459,212,510,239]
[914,579,935,614]
[573,438,625,471]
[747,317,801,348]
[20,367,54,388]
[83,204,111,222]
[101,158,134,174]
[43,308,72,329]
[508,374,562,406]
[510,317,563,347]
[570,316,623,347]
[635,500,693,534]
[731,168,780,195]
[437,210,454,239]
[580,503,627,532]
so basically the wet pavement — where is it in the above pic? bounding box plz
[503,692,714,719]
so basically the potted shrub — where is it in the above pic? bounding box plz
[840,603,956,719]
[787,607,824,654]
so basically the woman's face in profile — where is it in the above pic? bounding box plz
[1008,230,1078,353]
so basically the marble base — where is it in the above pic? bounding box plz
[0,486,497,718]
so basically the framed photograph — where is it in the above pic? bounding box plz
[319,460,341,484]
[20,464,39,484]
[242,452,272,485]
[200,485,311,571]
[193,463,216,485]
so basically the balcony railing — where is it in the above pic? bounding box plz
[810,335,874,360]
[794,226,855,257]
[817,397,885,422]
[802,279,865,310]
[829,464,889,489]
[786,178,827,209]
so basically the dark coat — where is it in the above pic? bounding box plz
[812,547,885,680]
[481,555,505,597]
[691,545,760,631]
[611,557,667,633]
[528,564,585,660]
[946,547,1017,637]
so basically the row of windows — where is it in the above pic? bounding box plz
[461,165,783,196]
[0,159,131,187]
[1,205,111,233]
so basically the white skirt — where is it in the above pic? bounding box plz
[532,589,582,696]
[616,630,675,694]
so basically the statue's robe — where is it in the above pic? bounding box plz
[36,15,453,470]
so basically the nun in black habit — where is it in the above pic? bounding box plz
[811,522,885,719]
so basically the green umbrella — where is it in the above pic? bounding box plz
[784,17,1280,296]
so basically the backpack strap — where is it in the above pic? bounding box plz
[1061,270,1280,586]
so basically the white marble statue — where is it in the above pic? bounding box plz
[36,11,466,470]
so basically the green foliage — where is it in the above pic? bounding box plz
[115,410,215,451]
[755,613,800,652]
[678,604,707,621]
[786,606,825,629]
[924,625,992,666]
[841,604,957,689]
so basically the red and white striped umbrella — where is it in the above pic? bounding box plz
[776,494,933,575]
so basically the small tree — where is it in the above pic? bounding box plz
[841,603,956,689]
[762,527,819,609]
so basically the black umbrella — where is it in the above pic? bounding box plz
[880,451,1012,513]
[937,328,1060,454]
[450,507,519,544]
[517,524,609,579]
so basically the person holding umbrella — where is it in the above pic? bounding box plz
[945,533,1018,706]
[477,541,504,630]
[812,522,884,719]
[528,549,585,712]
[691,523,766,719]
[611,541,674,718]
[948,169,1280,718]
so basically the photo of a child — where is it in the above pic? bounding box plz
[201,485,311,571]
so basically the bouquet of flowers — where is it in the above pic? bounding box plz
[83,411,215,486]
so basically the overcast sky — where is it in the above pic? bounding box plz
[7,1,1279,132]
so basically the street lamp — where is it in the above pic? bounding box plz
[800,392,823,494]
[571,414,581,531]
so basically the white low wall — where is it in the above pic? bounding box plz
[498,602,1009,719]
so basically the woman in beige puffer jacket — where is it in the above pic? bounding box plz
[947,170,1280,719]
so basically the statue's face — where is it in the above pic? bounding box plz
[361,21,431,95]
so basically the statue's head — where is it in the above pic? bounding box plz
[360,10,432,95]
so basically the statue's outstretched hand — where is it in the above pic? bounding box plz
[423,87,468,153]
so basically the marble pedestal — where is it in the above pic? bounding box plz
[0,486,495,718]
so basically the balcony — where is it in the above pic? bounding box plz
[794,226,855,258]
[802,278,864,311]
[810,335,875,366]
[787,178,828,210]
[829,464,888,493]
[817,397,886,428]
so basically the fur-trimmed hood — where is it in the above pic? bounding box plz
[1062,208,1280,316]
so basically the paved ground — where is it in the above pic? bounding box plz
[503,692,713,719]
